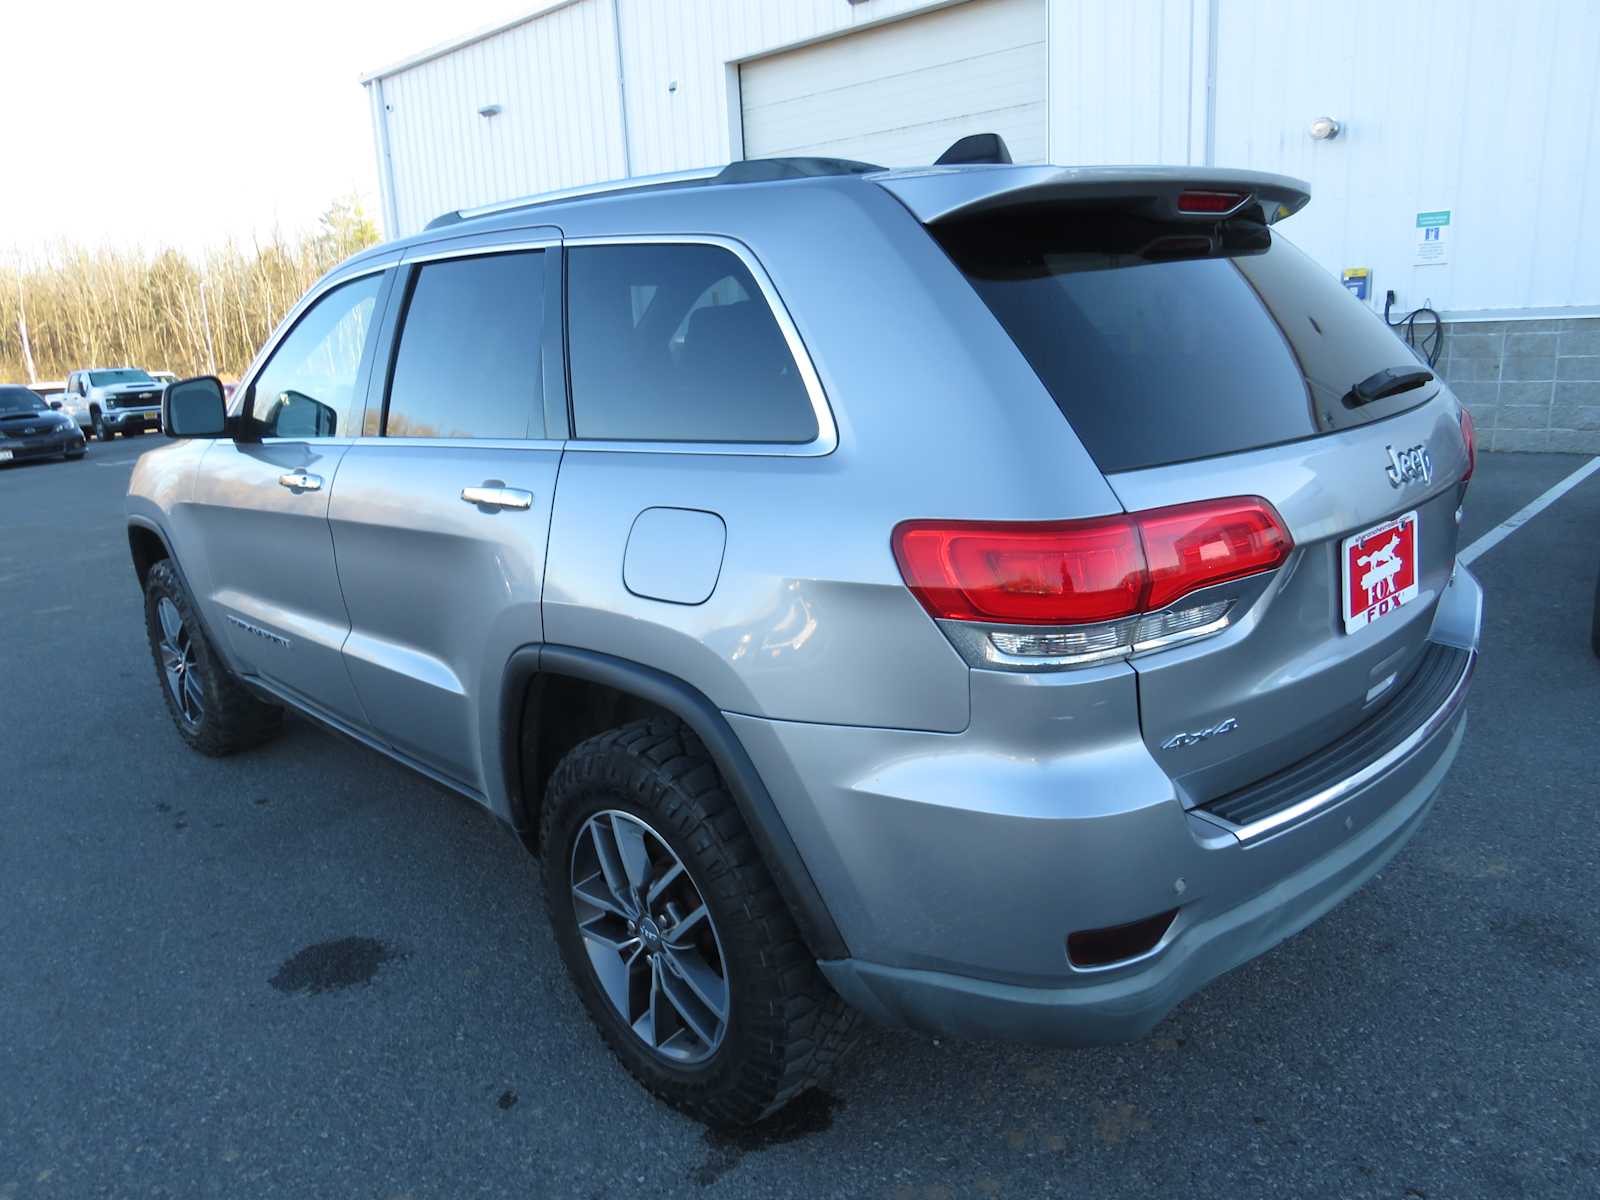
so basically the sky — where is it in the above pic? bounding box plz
[1,0,534,258]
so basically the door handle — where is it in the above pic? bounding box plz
[461,484,534,511]
[278,471,323,492]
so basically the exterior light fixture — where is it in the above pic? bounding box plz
[478,103,503,118]
[1309,116,1341,140]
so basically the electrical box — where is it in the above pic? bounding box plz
[1341,268,1371,302]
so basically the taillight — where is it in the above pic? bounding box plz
[1138,498,1295,611]
[1176,189,1247,214]
[892,497,1292,630]
[1459,406,1476,483]
[892,518,1144,625]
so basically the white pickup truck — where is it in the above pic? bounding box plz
[61,368,166,440]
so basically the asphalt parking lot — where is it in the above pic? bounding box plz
[4,437,1599,1200]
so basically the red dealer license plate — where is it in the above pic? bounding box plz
[1341,511,1419,634]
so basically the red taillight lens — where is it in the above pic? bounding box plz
[1459,406,1476,482]
[1176,189,1247,214]
[892,518,1145,625]
[893,497,1292,627]
[1138,498,1295,611]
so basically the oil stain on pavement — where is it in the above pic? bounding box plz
[269,937,404,995]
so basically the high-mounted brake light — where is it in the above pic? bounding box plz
[892,497,1293,629]
[1459,406,1476,483]
[1176,190,1248,215]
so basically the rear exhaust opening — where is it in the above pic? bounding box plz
[1066,908,1180,970]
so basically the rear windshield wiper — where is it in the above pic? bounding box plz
[1344,366,1434,408]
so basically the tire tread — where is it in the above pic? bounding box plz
[144,559,282,756]
[541,716,859,1126]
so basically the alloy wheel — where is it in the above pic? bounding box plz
[569,810,730,1063]
[156,597,204,726]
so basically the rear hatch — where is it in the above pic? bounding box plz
[894,168,1470,803]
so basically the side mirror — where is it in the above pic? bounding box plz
[48,400,63,410]
[163,375,228,438]
[262,389,339,438]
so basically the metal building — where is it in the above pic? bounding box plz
[364,0,1600,451]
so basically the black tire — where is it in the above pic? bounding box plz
[92,411,114,441]
[143,559,282,756]
[541,717,859,1127]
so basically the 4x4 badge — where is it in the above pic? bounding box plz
[1385,443,1432,488]
[1162,717,1239,750]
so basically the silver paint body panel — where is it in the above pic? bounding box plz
[127,163,1481,1044]
[328,442,563,789]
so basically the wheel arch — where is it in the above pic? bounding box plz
[127,516,233,676]
[127,517,172,588]
[501,645,848,960]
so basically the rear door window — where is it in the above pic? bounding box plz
[384,251,546,440]
[566,242,817,444]
[934,209,1433,473]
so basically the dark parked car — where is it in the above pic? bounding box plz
[0,385,87,464]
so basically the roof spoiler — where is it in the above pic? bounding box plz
[877,165,1311,226]
[715,156,884,183]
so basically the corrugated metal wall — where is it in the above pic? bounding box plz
[368,0,1600,315]
[376,0,629,235]
[1046,0,1201,167]
[1212,0,1600,315]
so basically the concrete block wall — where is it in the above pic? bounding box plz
[1438,317,1600,453]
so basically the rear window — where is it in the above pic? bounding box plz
[934,207,1432,473]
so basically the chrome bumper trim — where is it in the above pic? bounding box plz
[1201,646,1475,843]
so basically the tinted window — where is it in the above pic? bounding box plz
[1234,239,1430,425]
[251,273,383,438]
[935,210,1433,473]
[567,243,817,443]
[0,387,47,414]
[89,369,155,386]
[384,251,545,439]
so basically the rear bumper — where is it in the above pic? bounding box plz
[819,713,1462,1044]
[730,566,1481,1044]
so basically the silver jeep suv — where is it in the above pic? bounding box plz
[128,150,1481,1126]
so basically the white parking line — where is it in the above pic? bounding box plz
[1458,456,1600,566]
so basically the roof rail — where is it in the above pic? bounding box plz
[426,166,725,230]
[422,156,888,230]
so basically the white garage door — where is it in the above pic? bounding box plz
[739,0,1047,167]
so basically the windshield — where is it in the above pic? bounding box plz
[0,387,48,414]
[90,369,156,386]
